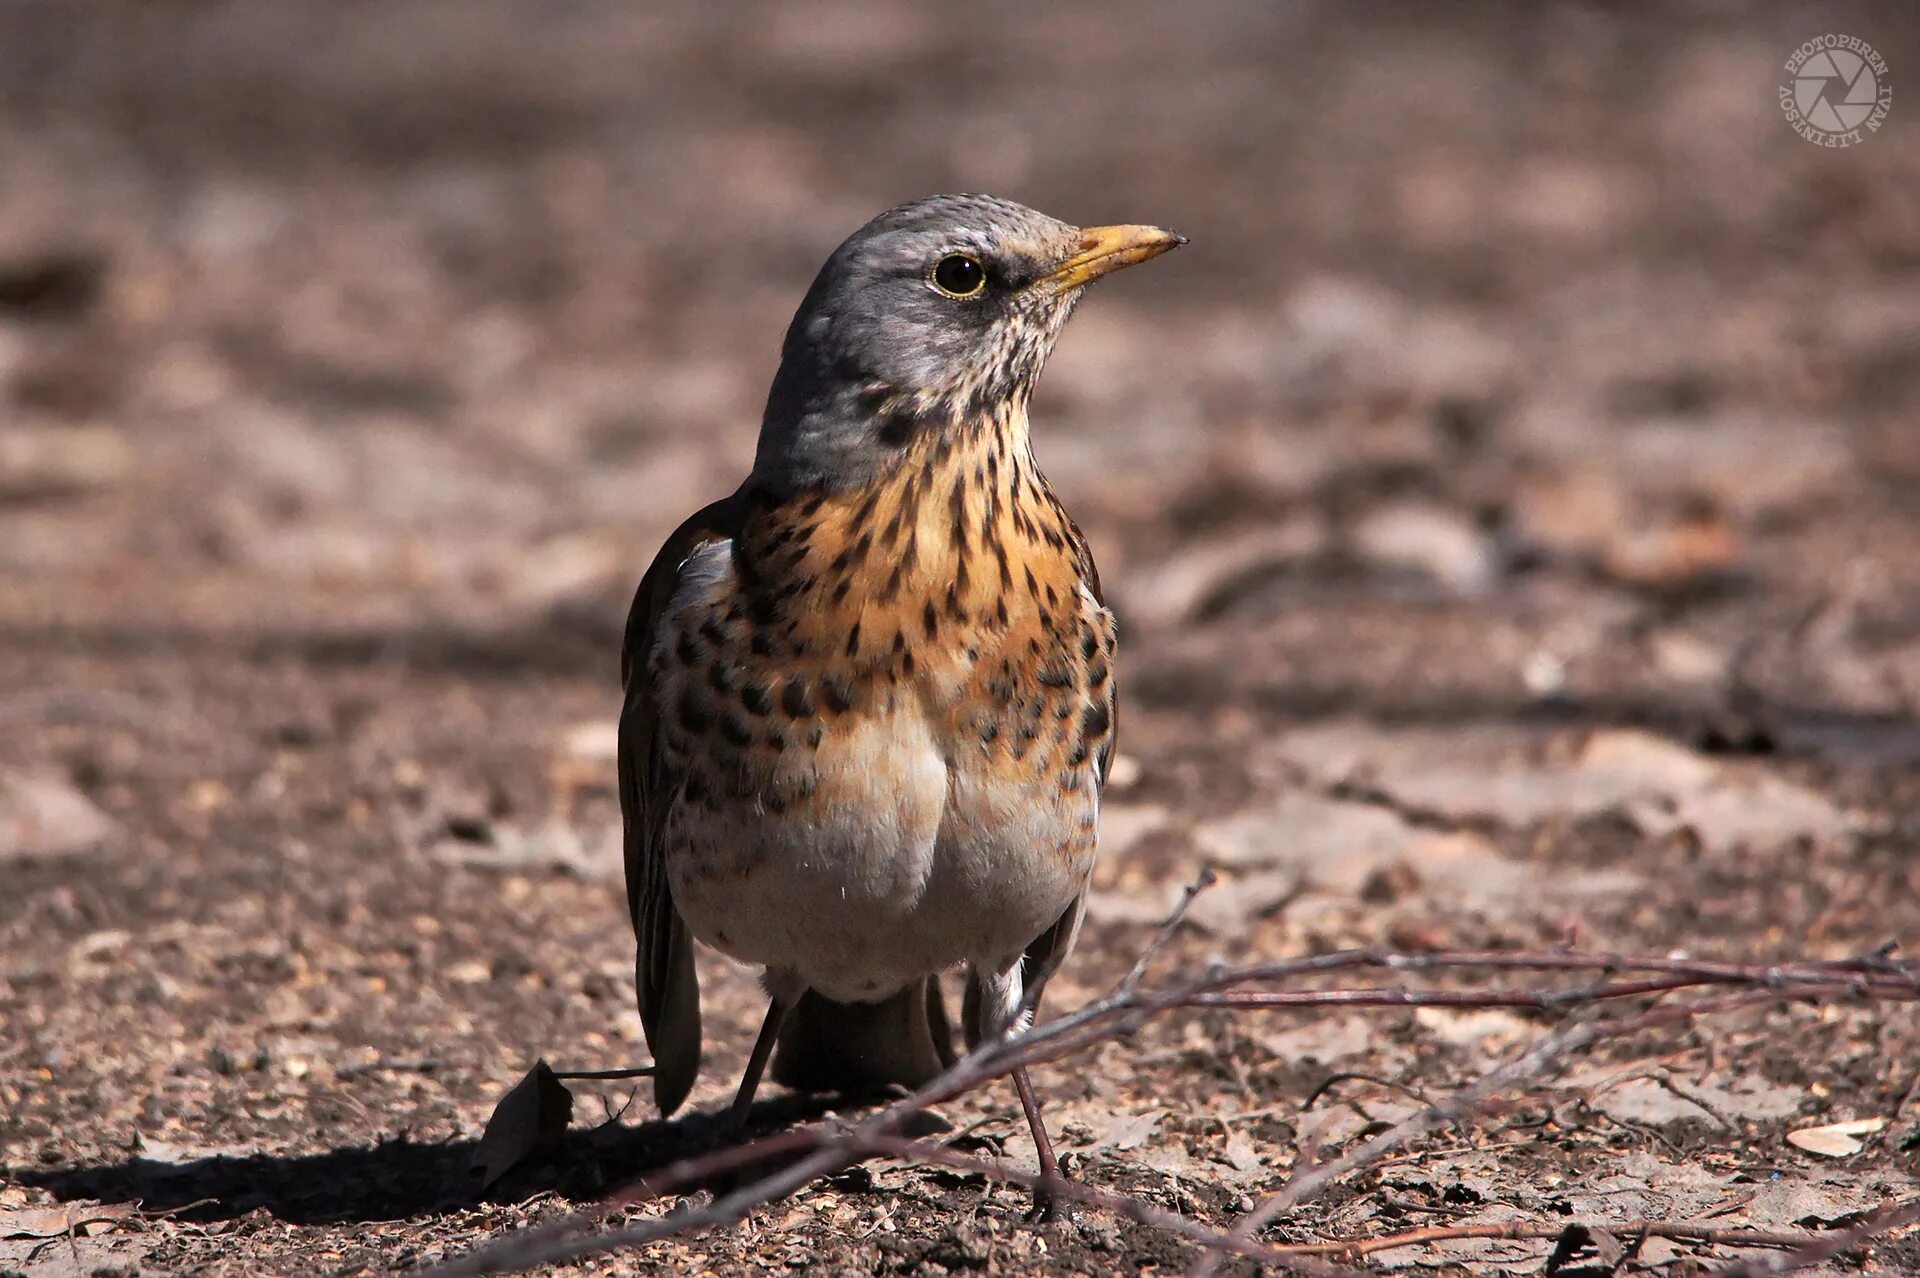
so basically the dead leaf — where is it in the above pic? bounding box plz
[1193,791,1413,877]
[1578,1070,1802,1128]
[0,424,135,502]
[473,1060,574,1189]
[1272,722,1854,856]
[1097,1108,1166,1152]
[432,819,618,878]
[1634,1235,1686,1268]
[1350,501,1498,594]
[133,1137,254,1165]
[0,771,114,862]
[1221,1131,1263,1174]
[1786,1117,1887,1158]
[1413,1006,1531,1056]
[0,1202,137,1239]
[1120,519,1328,627]
[1257,1015,1379,1066]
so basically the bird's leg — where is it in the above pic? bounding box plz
[1012,1064,1072,1223]
[967,959,1074,1222]
[728,998,789,1132]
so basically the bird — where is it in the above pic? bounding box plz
[618,193,1182,1210]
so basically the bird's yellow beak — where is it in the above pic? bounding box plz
[1038,224,1186,290]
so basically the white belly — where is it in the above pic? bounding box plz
[665,698,1085,1003]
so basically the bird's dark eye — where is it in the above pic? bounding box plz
[931,253,987,298]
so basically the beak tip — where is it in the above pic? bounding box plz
[1042,223,1187,289]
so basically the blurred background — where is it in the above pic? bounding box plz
[2,2,1914,678]
[3,3,1920,1272]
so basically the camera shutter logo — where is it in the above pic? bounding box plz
[1781,35,1892,147]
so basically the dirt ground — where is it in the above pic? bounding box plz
[4,3,1920,1275]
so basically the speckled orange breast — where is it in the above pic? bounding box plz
[642,413,1115,996]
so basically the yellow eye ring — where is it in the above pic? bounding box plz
[930,253,987,298]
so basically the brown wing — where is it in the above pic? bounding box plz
[620,493,741,1115]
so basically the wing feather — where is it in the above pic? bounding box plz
[619,494,740,1115]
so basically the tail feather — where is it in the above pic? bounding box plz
[771,979,956,1094]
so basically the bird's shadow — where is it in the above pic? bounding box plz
[12,1094,843,1226]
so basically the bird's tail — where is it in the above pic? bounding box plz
[771,978,957,1094]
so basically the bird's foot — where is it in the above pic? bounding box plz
[1026,1186,1077,1226]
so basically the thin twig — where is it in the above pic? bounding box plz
[1188,988,1829,1278]
[1260,1217,1826,1258]
[425,947,1920,1277]
[1180,974,1702,1010]
[1118,868,1217,994]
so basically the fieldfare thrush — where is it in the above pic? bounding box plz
[619,193,1183,1208]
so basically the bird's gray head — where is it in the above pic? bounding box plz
[751,193,1183,494]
